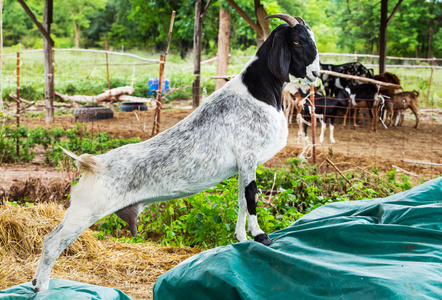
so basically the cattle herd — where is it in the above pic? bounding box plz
[282,62,420,144]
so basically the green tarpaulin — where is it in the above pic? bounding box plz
[153,177,442,300]
[0,279,131,300]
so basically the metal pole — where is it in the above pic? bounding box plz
[310,85,317,165]
[16,52,20,157]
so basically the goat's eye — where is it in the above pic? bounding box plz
[293,41,300,45]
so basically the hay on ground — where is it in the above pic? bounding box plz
[0,202,201,300]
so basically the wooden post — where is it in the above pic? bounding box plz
[152,11,176,136]
[43,0,54,123]
[379,0,388,74]
[16,52,21,157]
[215,5,230,91]
[152,55,165,136]
[193,0,203,109]
[164,11,176,61]
[310,85,317,165]
[378,0,403,73]
[426,57,436,108]
[105,41,110,90]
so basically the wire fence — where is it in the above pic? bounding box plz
[288,93,441,178]
[1,50,441,106]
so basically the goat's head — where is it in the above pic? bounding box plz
[264,14,320,84]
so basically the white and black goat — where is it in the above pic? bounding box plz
[32,14,320,292]
[298,89,348,143]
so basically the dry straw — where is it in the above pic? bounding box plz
[0,203,201,299]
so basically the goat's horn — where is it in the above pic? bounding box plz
[264,14,302,27]
[294,17,306,26]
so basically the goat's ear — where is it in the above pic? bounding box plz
[268,32,291,82]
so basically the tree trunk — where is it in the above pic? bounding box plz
[44,0,54,123]
[427,0,436,58]
[254,0,269,48]
[73,20,80,48]
[215,6,230,91]
[193,0,203,108]
[55,86,134,103]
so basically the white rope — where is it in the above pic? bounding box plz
[295,92,314,144]
[298,136,317,160]
[296,90,319,159]
[376,93,390,129]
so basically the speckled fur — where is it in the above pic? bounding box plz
[33,17,320,293]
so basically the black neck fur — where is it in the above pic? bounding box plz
[241,29,287,111]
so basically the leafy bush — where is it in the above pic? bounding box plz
[0,124,141,167]
[0,125,36,163]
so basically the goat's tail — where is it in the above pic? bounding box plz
[60,147,98,173]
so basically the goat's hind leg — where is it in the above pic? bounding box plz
[32,203,112,292]
[234,152,271,246]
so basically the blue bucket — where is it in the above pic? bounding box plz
[148,78,170,96]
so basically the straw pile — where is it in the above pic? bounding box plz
[0,203,201,299]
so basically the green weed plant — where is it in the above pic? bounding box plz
[0,124,422,249]
[0,124,141,166]
[96,158,416,249]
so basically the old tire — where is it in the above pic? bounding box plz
[119,102,148,112]
[74,105,114,122]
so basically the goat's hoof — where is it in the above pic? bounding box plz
[254,233,272,246]
[234,233,246,243]
[32,278,40,293]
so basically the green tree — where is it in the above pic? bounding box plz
[2,0,40,47]
[387,0,442,58]
[55,0,107,48]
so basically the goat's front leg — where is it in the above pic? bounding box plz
[329,119,336,143]
[319,118,326,143]
[234,153,271,246]
[342,106,350,128]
